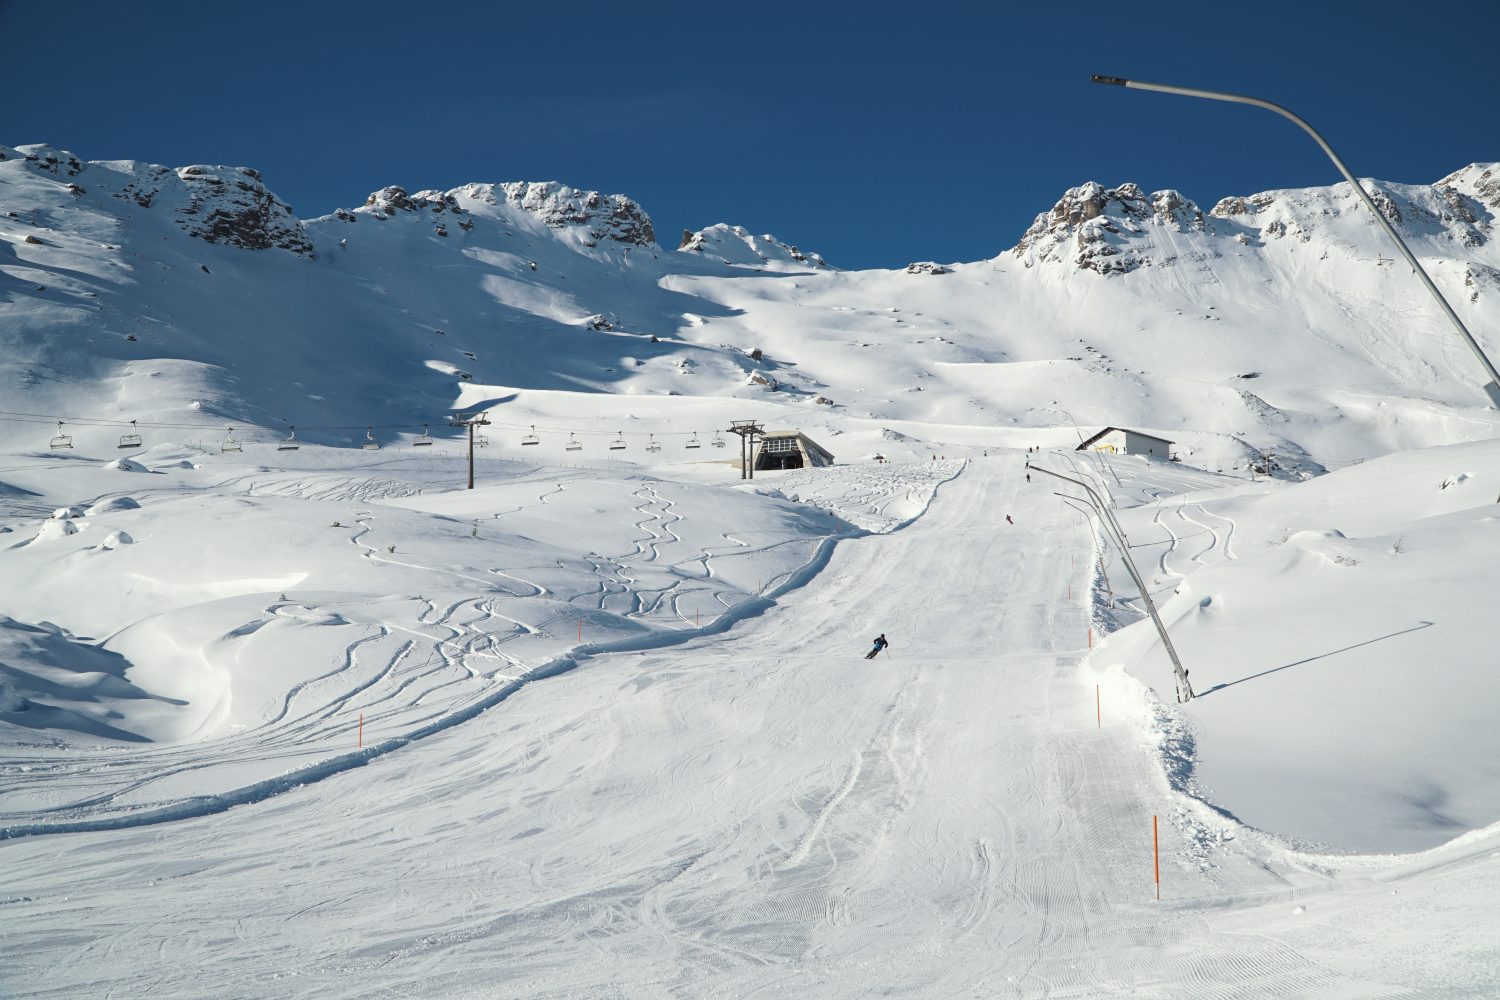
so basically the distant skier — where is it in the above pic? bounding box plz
[864,634,889,660]
[1006,514,1014,525]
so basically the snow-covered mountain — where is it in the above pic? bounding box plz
[4,140,1498,470]
[8,142,1500,996]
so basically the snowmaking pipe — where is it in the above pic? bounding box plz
[1090,74,1500,410]
[1033,464,1194,702]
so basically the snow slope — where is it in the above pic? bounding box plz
[4,142,1499,469]
[4,142,1500,995]
[5,459,1498,998]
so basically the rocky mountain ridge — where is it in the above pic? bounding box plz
[4,140,1499,474]
[1013,164,1497,275]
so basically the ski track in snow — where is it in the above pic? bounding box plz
[0,463,955,839]
[2,459,1498,997]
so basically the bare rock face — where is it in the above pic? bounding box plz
[360,185,468,219]
[172,165,313,255]
[1012,182,1213,274]
[905,261,951,275]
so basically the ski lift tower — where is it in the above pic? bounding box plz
[450,411,492,490]
[727,419,765,480]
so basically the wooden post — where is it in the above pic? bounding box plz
[578,619,582,643]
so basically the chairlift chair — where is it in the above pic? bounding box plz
[565,433,583,452]
[362,426,380,450]
[521,425,540,446]
[221,427,242,453]
[646,434,661,453]
[608,431,627,451]
[711,431,726,448]
[49,421,73,450]
[685,432,701,450]
[278,426,300,451]
[475,432,489,448]
[413,424,433,447]
[118,419,142,450]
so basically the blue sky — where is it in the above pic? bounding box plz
[3,1,1496,269]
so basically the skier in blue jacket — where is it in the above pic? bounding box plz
[865,634,889,660]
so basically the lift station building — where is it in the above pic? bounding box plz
[753,431,836,471]
[1075,427,1174,461]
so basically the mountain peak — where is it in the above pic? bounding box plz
[1011,181,1209,274]
[345,181,656,248]
[678,223,830,270]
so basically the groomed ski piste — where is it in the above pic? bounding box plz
[4,437,1500,998]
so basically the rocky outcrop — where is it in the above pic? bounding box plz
[1012,182,1213,274]
[905,261,951,275]
[171,165,313,255]
[1439,163,1500,212]
[678,223,829,269]
[1212,174,1490,250]
[443,181,655,247]
[1018,168,1498,274]
[6,145,314,256]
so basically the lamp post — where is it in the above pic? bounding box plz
[1090,74,1500,409]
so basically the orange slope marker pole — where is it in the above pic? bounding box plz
[1154,815,1161,901]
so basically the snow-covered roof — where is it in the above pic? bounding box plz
[1075,426,1173,450]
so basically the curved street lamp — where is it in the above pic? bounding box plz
[1091,74,1500,409]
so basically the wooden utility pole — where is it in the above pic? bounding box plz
[450,411,491,489]
[728,420,764,480]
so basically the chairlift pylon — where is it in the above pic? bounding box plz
[521,424,540,446]
[646,434,661,453]
[221,427,242,453]
[609,431,627,451]
[362,426,380,450]
[413,424,433,447]
[565,433,583,452]
[278,426,300,451]
[118,419,142,450]
[685,432,702,450]
[49,421,73,450]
